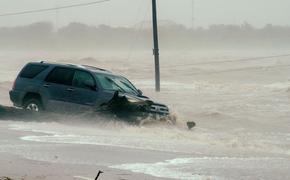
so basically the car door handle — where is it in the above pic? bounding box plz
[66,88,75,92]
[43,84,51,88]
[85,102,94,106]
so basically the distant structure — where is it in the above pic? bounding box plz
[191,0,195,29]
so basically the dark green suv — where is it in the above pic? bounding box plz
[9,62,175,124]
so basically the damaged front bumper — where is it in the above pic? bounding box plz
[150,103,170,115]
[102,91,176,124]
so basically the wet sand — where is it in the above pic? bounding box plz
[0,122,173,180]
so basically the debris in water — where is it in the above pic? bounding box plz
[187,121,196,130]
[0,177,14,180]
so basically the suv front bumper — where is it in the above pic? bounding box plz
[149,103,170,115]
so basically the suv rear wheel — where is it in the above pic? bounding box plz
[24,99,43,112]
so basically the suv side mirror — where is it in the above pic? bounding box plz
[137,89,143,95]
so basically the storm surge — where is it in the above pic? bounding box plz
[1,49,290,179]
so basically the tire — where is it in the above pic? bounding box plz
[23,98,43,112]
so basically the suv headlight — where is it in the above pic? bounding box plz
[126,96,141,103]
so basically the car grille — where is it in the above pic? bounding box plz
[150,104,169,115]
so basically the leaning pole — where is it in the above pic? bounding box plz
[152,0,160,92]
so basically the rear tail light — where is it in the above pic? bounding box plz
[12,79,16,90]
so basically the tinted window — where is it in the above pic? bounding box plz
[20,64,48,79]
[72,70,95,90]
[95,74,120,91]
[95,74,138,95]
[45,67,74,85]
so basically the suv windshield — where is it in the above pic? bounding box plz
[95,73,139,95]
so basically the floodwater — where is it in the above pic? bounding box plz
[1,49,290,179]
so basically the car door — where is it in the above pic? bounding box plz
[41,67,74,112]
[66,69,100,112]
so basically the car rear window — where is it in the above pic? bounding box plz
[20,64,48,79]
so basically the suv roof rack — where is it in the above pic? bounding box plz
[37,61,111,73]
[82,65,111,73]
[66,63,84,69]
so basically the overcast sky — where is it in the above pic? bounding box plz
[0,0,289,28]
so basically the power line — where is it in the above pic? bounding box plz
[193,63,290,75]
[126,0,150,62]
[163,53,290,69]
[0,0,110,17]
[162,63,290,76]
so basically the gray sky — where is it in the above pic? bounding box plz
[0,0,289,28]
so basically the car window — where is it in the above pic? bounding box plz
[45,67,74,86]
[72,70,95,90]
[95,74,120,91]
[95,73,139,95]
[20,64,48,79]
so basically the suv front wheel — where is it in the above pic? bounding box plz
[24,99,43,112]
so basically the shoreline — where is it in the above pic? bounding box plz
[0,152,165,180]
[0,121,181,180]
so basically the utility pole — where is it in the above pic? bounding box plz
[191,0,195,29]
[152,0,160,92]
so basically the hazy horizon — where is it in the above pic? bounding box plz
[0,0,289,28]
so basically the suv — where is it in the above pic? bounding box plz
[9,62,174,123]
